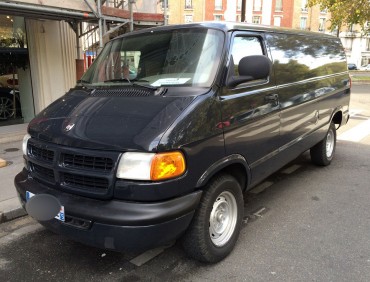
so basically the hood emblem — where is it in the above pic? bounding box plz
[65,123,75,132]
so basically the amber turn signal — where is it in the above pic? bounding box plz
[150,151,186,181]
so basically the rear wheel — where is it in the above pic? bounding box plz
[310,122,336,166]
[182,174,244,263]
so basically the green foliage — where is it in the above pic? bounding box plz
[308,0,370,34]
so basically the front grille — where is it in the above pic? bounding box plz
[28,144,54,162]
[91,88,153,97]
[62,153,113,172]
[63,173,109,190]
[26,140,119,199]
[30,163,55,183]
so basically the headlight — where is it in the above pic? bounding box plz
[22,133,31,156]
[116,151,186,181]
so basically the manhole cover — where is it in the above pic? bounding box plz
[4,148,20,152]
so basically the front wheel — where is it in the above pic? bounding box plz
[181,174,244,263]
[0,95,15,120]
[310,122,336,166]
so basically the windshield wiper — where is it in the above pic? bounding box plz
[103,78,166,94]
[77,79,91,85]
[104,78,132,83]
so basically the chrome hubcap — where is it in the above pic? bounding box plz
[209,191,238,247]
[326,129,335,158]
[0,97,14,119]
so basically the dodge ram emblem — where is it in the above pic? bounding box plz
[65,123,75,132]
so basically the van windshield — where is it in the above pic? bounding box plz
[81,28,225,88]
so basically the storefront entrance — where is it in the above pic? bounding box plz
[0,15,34,126]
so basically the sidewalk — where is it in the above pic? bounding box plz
[0,140,27,223]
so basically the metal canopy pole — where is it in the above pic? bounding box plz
[241,0,246,22]
[164,0,168,25]
[97,0,104,50]
[129,0,135,32]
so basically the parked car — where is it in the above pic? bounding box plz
[347,63,358,70]
[15,22,351,263]
[360,64,370,71]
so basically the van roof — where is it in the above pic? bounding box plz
[118,21,336,39]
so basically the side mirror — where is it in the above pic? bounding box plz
[227,55,272,87]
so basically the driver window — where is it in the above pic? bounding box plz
[231,36,263,76]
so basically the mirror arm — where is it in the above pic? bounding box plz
[227,75,254,88]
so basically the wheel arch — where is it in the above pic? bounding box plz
[196,154,251,192]
[331,110,343,126]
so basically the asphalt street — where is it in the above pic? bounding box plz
[0,85,369,281]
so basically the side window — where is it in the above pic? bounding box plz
[231,36,264,76]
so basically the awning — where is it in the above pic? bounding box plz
[0,1,97,22]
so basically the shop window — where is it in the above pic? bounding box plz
[0,15,34,125]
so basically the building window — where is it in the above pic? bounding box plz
[215,0,222,10]
[185,0,193,9]
[300,17,307,30]
[301,0,308,12]
[252,16,261,24]
[237,0,242,11]
[319,18,326,32]
[254,0,262,11]
[161,0,169,9]
[185,14,193,23]
[366,38,370,51]
[274,16,281,27]
[275,0,283,11]
[214,14,223,21]
[320,8,328,14]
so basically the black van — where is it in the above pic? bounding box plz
[15,22,350,263]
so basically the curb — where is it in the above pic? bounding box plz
[0,207,27,224]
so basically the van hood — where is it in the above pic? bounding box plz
[28,87,201,151]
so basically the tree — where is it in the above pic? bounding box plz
[307,0,370,35]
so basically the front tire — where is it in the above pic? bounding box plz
[182,174,244,263]
[310,122,336,166]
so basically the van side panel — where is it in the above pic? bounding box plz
[266,33,350,149]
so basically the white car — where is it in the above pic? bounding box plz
[360,64,370,71]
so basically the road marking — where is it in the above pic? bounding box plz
[338,119,370,142]
[249,181,274,194]
[281,164,301,175]
[129,242,174,266]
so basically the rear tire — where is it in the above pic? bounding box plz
[310,122,336,166]
[182,174,244,263]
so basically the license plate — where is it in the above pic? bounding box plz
[26,191,65,222]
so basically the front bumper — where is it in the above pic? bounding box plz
[15,170,202,251]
